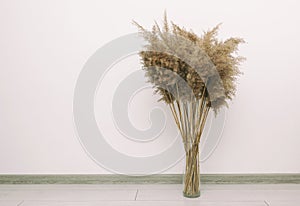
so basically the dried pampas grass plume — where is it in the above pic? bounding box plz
[133,12,245,113]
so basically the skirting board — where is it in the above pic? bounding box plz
[0,174,299,184]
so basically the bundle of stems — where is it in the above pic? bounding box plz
[134,12,244,198]
[168,88,209,197]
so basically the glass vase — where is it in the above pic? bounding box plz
[183,144,200,198]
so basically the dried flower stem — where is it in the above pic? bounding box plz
[165,83,210,196]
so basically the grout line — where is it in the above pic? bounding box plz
[17,200,24,206]
[134,189,139,201]
[264,200,270,206]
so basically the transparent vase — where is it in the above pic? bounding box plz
[183,144,200,198]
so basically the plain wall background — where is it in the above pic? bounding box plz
[0,0,299,174]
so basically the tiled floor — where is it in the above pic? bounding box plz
[0,184,299,205]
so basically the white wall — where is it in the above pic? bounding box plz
[0,0,299,174]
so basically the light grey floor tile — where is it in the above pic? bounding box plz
[20,200,267,206]
[0,191,9,198]
[201,184,300,191]
[0,184,299,205]
[0,200,22,206]
[136,189,300,201]
[0,189,137,201]
[266,200,300,206]
[0,185,139,190]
